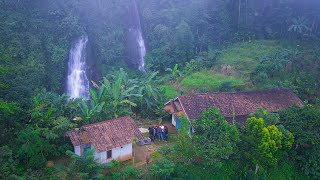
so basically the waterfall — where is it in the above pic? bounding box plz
[66,36,89,99]
[137,30,146,72]
[126,0,146,72]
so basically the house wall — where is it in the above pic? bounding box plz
[111,143,132,162]
[74,144,90,156]
[94,150,107,164]
[73,143,133,164]
[74,146,81,156]
[172,114,176,127]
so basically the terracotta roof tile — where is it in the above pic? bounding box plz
[65,116,144,152]
[177,89,303,120]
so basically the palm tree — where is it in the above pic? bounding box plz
[288,16,310,35]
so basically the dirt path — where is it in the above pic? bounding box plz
[132,122,178,168]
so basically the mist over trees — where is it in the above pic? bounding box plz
[0,0,320,179]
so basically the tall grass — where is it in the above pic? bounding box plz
[160,85,180,99]
[218,40,283,75]
[181,70,246,91]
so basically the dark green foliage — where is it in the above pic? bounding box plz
[106,161,140,179]
[118,166,140,180]
[0,99,24,145]
[299,145,320,179]
[194,108,240,168]
[252,44,320,102]
[170,115,195,168]
[250,107,280,126]
[66,149,104,180]
[149,159,175,179]
[218,81,234,92]
[0,0,84,106]
[141,0,232,72]
[17,127,57,168]
[0,146,21,179]
[166,109,240,178]
[228,0,320,39]
[16,90,79,168]
[279,105,320,146]
[279,105,320,179]
[174,20,194,60]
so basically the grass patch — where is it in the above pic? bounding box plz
[160,85,180,99]
[150,151,161,160]
[181,70,246,91]
[218,40,282,75]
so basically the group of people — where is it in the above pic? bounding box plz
[148,125,169,142]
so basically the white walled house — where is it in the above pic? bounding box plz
[66,116,144,164]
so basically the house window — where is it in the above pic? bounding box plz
[83,145,91,157]
[107,150,112,159]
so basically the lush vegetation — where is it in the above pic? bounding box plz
[1,0,320,179]
[148,108,308,179]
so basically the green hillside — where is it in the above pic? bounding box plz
[218,40,284,75]
[182,70,246,91]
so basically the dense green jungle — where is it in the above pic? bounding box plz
[1,0,320,179]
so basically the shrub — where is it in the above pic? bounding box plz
[149,159,175,179]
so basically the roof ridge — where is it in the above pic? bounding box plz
[178,88,292,98]
[82,116,132,128]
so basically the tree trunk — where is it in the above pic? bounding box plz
[255,164,259,174]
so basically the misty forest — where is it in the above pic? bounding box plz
[1,0,320,179]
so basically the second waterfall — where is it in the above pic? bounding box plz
[126,0,146,72]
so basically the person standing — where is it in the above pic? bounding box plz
[164,125,168,141]
[148,127,155,142]
[160,125,165,141]
[157,126,162,141]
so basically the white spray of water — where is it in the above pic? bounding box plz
[66,36,89,99]
[137,31,146,71]
[132,0,146,72]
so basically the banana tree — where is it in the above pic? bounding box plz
[137,71,163,110]
[106,69,142,117]
[165,64,183,82]
[79,69,142,120]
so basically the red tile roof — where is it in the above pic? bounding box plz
[65,116,144,152]
[177,89,303,120]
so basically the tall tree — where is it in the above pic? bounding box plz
[242,117,294,174]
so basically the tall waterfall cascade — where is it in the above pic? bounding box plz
[127,0,146,72]
[137,30,146,72]
[66,36,89,99]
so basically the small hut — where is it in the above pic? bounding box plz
[65,116,144,164]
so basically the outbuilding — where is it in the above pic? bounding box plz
[65,116,144,164]
[164,89,303,132]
